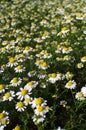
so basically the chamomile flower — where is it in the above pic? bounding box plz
[16,88,30,101]
[77,63,84,68]
[40,82,46,88]
[32,115,45,124]
[27,70,36,77]
[0,111,9,129]
[23,46,33,54]
[13,125,21,130]
[81,56,86,62]
[0,84,5,93]
[62,47,72,54]
[39,61,49,70]
[65,80,76,89]
[10,77,22,87]
[76,13,84,20]
[37,71,46,79]
[75,92,85,101]
[3,91,15,101]
[34,105,48,116]
[16,101,26,112]
[24,95,32,106]
[42,52,52,59]
[14,65,25,73]
[24,81,38,92]
[31,97,47,108]
[65,71,74,80]
[7,57,18,67]
[60,100,67,107]
[81,85,86,97]
[48,73,59,84]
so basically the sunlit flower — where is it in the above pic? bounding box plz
[24,81,38,92]
[31,97,47,108]
[7,57,18,67]
[77,63,84,68]
[10,77,22,87]
[0,111,9,129]
[81,85,86,97]
[65,80,76,89]
[13,125,21,130]
[76,13,84,20]
[16,101,26,112]
[14,65,25,73]
[75,92,85,101]
[0,84,5,93]
[81,56,86,62]
[65,71,74,80]
[24,95,32,106]
[16,88,30,101]
[3,91,15,101]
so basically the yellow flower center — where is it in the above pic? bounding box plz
[9,57,15,63]
[67,81,73,86]
[51,73,56,78]
[62,27,67,31]
[45,53,49,56]
[25,46,29,50]
[14,125,21,130]
[25,98,31,103]
[77,93,83,98]
[5,92,11,98]
[12,78,18,83]
[2,47,6,51]
[21,89,27,96]
[0,113,5,119]
[37,106,43,112]
[28,81,33,86]
[46,106,50,111]
[35,98,42,105]
[81,56,86,61]
[78,13,82,18]
[0,84,5,90]
[17,65,22,70]
[1,119,7,125]
[17,102,24,108]
[42,62,47,67]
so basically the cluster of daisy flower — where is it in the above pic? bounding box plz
[0,0,86,129]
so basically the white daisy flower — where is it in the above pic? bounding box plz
[81,86,86,97]
[24,81,38,92]
[75,92,85,101]
[31,97,47,108]
[3,91,15,101]
[24,95,32,106]
[81,56,86,62]
[7,57,18,67]
[65,80,76,89]
[16,88,30,101]
[15,101,26,112]
[0,84,5,93]
[10,77,22,87]
[14,65,25,73]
